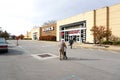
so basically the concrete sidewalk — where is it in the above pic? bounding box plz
[73,42,120,52]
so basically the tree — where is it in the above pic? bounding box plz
[0,30,10,39]
[17,34,24,40]
[11,35,17,40]
[90,25,112,45]
[42,20,56,26]
[105,28,112,41]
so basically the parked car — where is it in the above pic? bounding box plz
[0,38,8,53]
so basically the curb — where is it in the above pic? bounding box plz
[74,44,120,52]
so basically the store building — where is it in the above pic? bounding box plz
[25,23,56,41]
[40,23,57,41]
[41,23,56,36]
[30,27,41,40]
[57,11,94,43]
[57,3,120,43]
[24,31,31,39]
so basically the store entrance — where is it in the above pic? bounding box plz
[62,29,86,43]
[69,35,81,42]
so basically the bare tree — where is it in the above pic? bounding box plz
[90,25,112,45]
[42,20,56,26]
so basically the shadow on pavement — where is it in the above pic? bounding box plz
[0,48,24,56]
[67,57,101,61]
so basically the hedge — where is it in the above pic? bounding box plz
[102,41,120,45]
[39,35,56,41]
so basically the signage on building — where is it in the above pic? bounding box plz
[69,30,80,34]
[42,26,54,32]
[61,32,64,36]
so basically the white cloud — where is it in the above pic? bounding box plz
[0,0,120,35]
[0,0,34,35]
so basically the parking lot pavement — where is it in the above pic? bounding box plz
[3,40,120,80]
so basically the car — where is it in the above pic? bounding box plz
[0,38,8,53]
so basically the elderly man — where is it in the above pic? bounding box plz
[59,39,67,60]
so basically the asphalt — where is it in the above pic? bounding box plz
[5,40,120,80]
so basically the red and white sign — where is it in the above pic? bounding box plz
[61,32,64,36]
[69,30,80,34]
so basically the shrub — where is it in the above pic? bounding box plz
[39,35,56,41]
[109,35,120,42]
[102,40,120,45]
[113,41,120,45]
[102,41,113,45]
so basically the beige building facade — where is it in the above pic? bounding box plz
[24,31,31,39]
[109,4,120,37]
[25,23,57,40]
[29,27,41,40]
[57,3,120,43]
[57,11,94,43]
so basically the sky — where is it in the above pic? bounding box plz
[0,0,120,36]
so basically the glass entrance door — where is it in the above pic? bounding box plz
[69,34,81,42]
[76,35,80,42]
